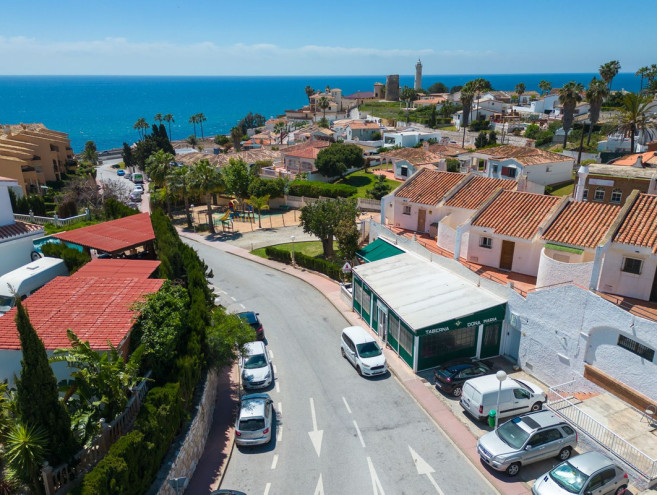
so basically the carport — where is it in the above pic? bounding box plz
[352,253,507,372]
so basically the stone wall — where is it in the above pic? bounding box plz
[156,369,219,495]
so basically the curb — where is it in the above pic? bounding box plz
[214,362,239,491]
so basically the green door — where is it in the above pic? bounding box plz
[480,323,502,359]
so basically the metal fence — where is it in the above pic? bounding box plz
[14,208,90,227]
[547,381,657,481]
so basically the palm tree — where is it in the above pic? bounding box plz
[515,82,526,104]
[558,81,584,146]
[318,96,330,121]
[153,113,163,126]
[190,159,224,235]
[585,78,609,146]
[273,122,286,144]
[613,92,657,153]
[230,126,243,151]
[246,195,270,228]
[459,85,475,128]
[188,114,198,138]
[167,166,193,229]
[163,114,175,140]
[538,80,552,96]
[186,135,198,148]
[636,66,651,92]
[146,150,175,217]
[4,422,48,495]
[400,86,417,123]
[305,85,315,104]
[599,60,621,91]
[133,118,148,140]
[196,113,207,140]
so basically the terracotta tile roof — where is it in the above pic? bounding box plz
[427,143,469,157]
[614,193,657,252]
[476,145,572,166]
[394,169,466,205]
[0,276,164,350]
[380,147,443,166]
[0,221,43,241]
[348,122,381,130]
[53,213,154,254]
[73,259,160,279]
[282,140,330,159]
[542,201,621,248]
[610,151,657,167]
[345,91,375,99]
[445,176,517,210]
[473,190,562,240]
[414,97,447,105]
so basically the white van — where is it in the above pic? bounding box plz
[0,258,68,315]
[460,374,546,422]
[340,325,387,377]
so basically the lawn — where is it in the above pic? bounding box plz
[337,170,401,199]
[359,101,404,120]
[548,182,574,197]
[251,241,337,258]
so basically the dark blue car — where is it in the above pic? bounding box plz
[434,360,494,397]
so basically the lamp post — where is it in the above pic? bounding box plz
[495,370,507,429]
[290,236,295,266]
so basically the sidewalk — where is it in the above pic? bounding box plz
[179,228,528,495]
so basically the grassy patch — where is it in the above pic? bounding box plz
[251,241,337,259]
[548,182,574,197]
[359,101,404,121]
[544,243,583,255]
[44,220,102,235]
[439,125,458,131]
[337,170,401,198]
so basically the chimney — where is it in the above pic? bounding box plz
[649,172,657,195]
[633,154,644,168]
[574,164,589,201]
[517,173,528,192]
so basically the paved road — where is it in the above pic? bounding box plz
[188,239,496,495]
[97,160,150,212]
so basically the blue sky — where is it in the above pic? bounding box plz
[1,0,655,75]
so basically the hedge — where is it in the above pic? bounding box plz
[289,180,356,199]
[265,246,343,281]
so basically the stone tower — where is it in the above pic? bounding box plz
[374,82,385,99]
[414,59,423,91]
[385,75,400,102]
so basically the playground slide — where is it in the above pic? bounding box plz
[215,211,231,222]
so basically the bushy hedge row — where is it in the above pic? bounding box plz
[289,180,356,199]
[41,242,91,274]
[265,246,343,281]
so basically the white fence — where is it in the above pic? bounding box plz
[14,208,91,227]
[283,195,381,212]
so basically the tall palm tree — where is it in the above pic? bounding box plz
[196,113,207,140]
[599,60,621,91]
[163,114,175,140]
[146,150,175,217]
[167,166,193,229]
[585,78,609,146]
[230,126,243,151]
[153,113,163,126]
[613,92,657,153]
[470,78,488,121]
[133,118,148,140]
[188,114,198,138]
[305,85,315,104]
[273,121,286,144]
[558,81,584,146]
[538,80,552,96]
[318,96,330,121]
[190,159,224,235]
[635,66,651,92]
[459,85,475,139]
[515,82,526,104]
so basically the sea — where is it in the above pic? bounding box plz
[0,73,642,153]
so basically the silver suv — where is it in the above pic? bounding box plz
[477,410,578,476]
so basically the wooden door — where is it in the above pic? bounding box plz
[417,209,427,232]
[499,240,515,271]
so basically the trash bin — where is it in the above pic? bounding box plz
[488,410,496,428]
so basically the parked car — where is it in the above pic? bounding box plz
[117,169,125,176]
[129,192,142,202]
[238,311,264,340]
[241,341,272,389]
[125,172,132,180]
[460,374,546,422]
[434,360,494,397]
[235,393,274,447]
[477,410,578,476]
[531,451,629,495]
[133,185,144,194]
[340,325,387,377]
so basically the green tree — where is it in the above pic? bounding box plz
[318,96,330,120]
[206,307,256,370]
[167,166,193,229]
[475,131,489,148]
[459,85,475,127]
[585,77,609,146]
[439,101,460,118]
[133,118,149,140]
[366,174,391,200]
[335,217,359,263]
[246,195,270,228]
[599,60,621,90]
[190,159,224,235]
[427,82,448,93]
[400,86,418,123]
[524,124,540,140]
[488,130,498,145]
[445,158,460,172]
[305,85,315,104]
[122,142,134,171]
[14,299,77,466]
[186,135,198,148]
[223,158,253,205]
[299,197,359,258]
[196,113,207,140]
[538,80,552,96]
[83,141,98,166]
[163,114,175,141]
[558,81,584,146]
[470,78,492,121]
[635,66,651,92]
[315,143,365,179]
[188,114,199,138]
[613,92,657,153]
[4,422,48,495]
[514,82,526,104]
[214,134,229,146]
[230,126,243,151]
[274,121,286,144]
[146,150,175,217]
[428,105,437,128]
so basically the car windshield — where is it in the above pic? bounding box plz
[549,461,589,494]
[238,417,265,431]
[496,418,530,449]
[357,341,381,358]
[244,354,267,369]
[239,313,258,324]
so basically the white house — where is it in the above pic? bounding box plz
[512,94,560,115]
[380,147,446,181]
[345,121,382,141]
[382,127,441,148]
[452,106,499,128]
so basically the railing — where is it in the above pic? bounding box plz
[14,208,90,227]
[357,198,381,212]
[42,372,151,495]
[547,381,657,481]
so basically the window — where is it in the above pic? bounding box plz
[501,166,517,178]
[399,324,413,355]
[622,257,642,275]
[354,283,362,307]
[543,428,563,442]
[401,166,408,177]
[594,188,605,202]
[492,164,498,173]
[389,312,400,342]
[403,205,411,215]
[582,188,589,201]
[480,236,492,249]
[618,335,655,361]
[611,188,622,204]
[513,388,531,400]
[420,327,476,360]
[361,288,371,315]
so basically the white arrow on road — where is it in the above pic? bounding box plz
[308,398,323,457]
[409,446,445,495]
[314,474,324,495]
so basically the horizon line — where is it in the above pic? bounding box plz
[0,72,640,78]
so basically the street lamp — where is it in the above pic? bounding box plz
[495,370,507,429]
[290,236,295,266]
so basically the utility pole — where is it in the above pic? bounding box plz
[577,123,586,164]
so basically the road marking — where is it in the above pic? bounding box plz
[409,446,444,495]
[277,425,283,442]
[271,454,279,470]
[264,483,271,495]
[314,474,324,495]
[239,303,245,309]
[273,364,277,374]
[353,420,366,448]
[230,296,236,301]
[275,381,280,393]
[269,350,274,359]
[277,401,282,415]
[367,456,385,495]
[342,396,352,414]
[308,398,324,457]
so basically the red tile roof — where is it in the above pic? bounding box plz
[348,122,380,130]
[381,147,444,166]
[73,259,160,279]
[473,190,562,239]
[52,213,154,253]
[542,201,621,248]
[0,221,43,241]
[445,176,517,210]
[394,169,466,205]
[0,276,164,350]
[614,193,657,252]
[476,145,572,166]
[610,151,657,167]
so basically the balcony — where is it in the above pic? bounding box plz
[536,247,594,288]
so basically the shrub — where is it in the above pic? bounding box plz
[41,242,90,274]
[524,124,540,140]
[536,130,555,147]
[288,180,356,198]
[446,158,460,173]
[104,198,138,220]
[264,247,342,281]
[57,200,78,218]
[469,119,490,131]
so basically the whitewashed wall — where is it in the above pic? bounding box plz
[0,233,45,277]
[598,245,657,301]
[536,248,595,288]
[0,349,71,386]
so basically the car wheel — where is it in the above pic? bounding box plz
[452,386,463,397]
[506,462,520,477]
[557,447,571,461]
[531,402,543,412]
[341,348,346,358]
[357,366,362,376]
[615,486,628,495]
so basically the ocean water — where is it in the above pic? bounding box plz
[0,74,641,152]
